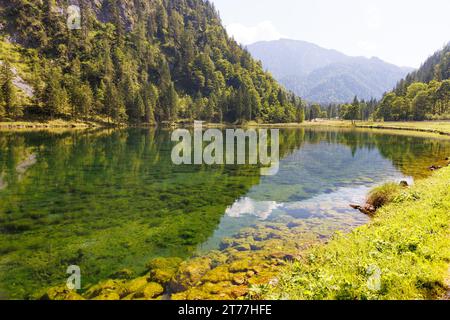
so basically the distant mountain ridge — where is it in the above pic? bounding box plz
[247,39,414,104]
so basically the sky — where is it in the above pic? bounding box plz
[210,0,450,68]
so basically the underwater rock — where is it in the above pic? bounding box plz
[201,266,233,283]
[235,243,251,252]
[146,257,183,271]
[231,275,246,285]
[92,292,121,300]
[85,279,128,299]
[124,276,149,293]
[207,250,229,267]
[111,268,134,280]
[169,257,212,293]
[41,286,84,300]
[228,260,257,273]
[147,257,183,285]
[142,282,164,299]
[219,238,236,250]
[287,221,302,229]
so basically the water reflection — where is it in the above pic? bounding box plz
[0,127,449,298]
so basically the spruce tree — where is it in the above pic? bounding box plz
[1,62,21,120]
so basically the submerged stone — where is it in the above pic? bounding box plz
[170,257,212,292]
[41,286,84,300]
[142,282,164,299]
[85,279,127,299]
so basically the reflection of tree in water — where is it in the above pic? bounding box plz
[0,129,262,298]
[0,128,449,298]
[279,128,450,178]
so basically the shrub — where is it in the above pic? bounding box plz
[367,183,403,209]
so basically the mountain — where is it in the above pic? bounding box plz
[395,43,450,92]
[247,39,414,104]
[0,0,300,124]
[375,43,450,121]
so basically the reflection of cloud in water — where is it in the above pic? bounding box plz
[283,185,371,219]
[225,197,282,220]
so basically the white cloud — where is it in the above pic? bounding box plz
[225,197,282,220]
[225,21,285,45]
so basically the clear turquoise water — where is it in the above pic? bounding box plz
[0,128,449,299]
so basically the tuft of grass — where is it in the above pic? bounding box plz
[265,167,450,300]
[367,183,403,210]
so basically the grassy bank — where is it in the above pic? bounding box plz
[356,121,450,136]
[263,166,450,300]
[0,119,114,130]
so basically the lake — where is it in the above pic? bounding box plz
[1,127,449,299]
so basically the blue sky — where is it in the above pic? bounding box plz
[210,0,450,68]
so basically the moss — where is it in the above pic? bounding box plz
[147,257,183,285]
[142,282,164,299]
[111,268,134,280]
[92,292,121,300]
[84,279,128,299]
[201,266,234,283]
[169,257,212,293]
[40,286,85,300]
[124,276,149,293]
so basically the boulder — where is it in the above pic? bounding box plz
[169,257,212,292]
[142,282,164,299]
[110,268,134,280]
[125,276,149,293]
[41,286,85,300]
[147,257,183,285]
[84,279,127,299]
[201,266,233,283]
[92,292,121,300]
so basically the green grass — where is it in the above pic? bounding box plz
[263,167,450,300]
[367,183,404,209]
[357,121,450,135]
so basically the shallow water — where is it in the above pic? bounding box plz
[0,128,449,298]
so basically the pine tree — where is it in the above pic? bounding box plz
[0,85,5,119]
[1,61,21,120]
[105,81,127,124]
[143,83,158,124]
[42,67,71,118]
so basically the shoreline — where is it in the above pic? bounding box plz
[30,124,450,300]
[265,166,450,300]
[2,120,450,137]
[42,166,450,300]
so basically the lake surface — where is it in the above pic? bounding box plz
[1,127,449,299]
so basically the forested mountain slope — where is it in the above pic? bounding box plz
[0,0,302,124]
[375,43,450,121]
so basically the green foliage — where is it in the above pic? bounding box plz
[375,44,450,121]
[0,61,22,119]
[0,0,299,124]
